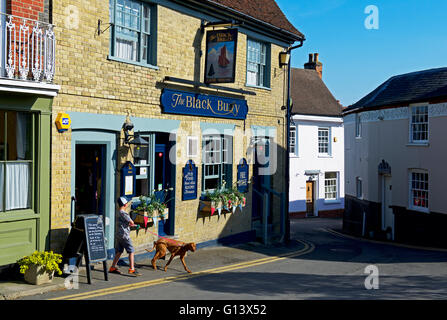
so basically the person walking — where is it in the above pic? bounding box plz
[109,197,141,276]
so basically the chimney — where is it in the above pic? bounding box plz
[304,52,323,79]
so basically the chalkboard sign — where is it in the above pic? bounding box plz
[61,214,108,284]
[237,158,249,193]
[83,215,107,263]
[182,160,198,201]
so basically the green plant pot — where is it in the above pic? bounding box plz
[24,265,55,285]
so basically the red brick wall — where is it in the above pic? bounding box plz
[7,0,44,20]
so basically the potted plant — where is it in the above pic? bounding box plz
[17,251,63,285]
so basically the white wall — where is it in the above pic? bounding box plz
[344,102,447,214]
[289,115,345,215]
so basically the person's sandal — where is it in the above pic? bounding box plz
[109,267,122,274]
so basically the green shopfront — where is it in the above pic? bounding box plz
[0,91,57,267]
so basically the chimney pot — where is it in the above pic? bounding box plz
[308,53,313,63]
[314,53,319,62]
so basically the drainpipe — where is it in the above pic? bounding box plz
[285,40,304,244]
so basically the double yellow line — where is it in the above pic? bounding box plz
[51,240,314,300]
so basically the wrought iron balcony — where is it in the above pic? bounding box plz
[0,13,55,83]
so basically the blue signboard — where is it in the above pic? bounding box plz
[237,158,249,193]
[120,161,136,200]
[182,160,198,201]
[161,89,248,120]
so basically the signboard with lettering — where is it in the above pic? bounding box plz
[237,158,249,193]
[161,89,248,120]
[182,160,198,201]
[84,215,107,263]
[204,28,238,84]
[61,214,108,284]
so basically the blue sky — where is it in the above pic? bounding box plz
[276,0,447,106]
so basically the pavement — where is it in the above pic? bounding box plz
[3,217,447,300]
[0,236,309,300]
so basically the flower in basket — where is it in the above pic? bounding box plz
[134,195,155,229]
[206,189,222,216]
[17,251,63,284]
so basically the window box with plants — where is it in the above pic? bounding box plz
[131,188,173,229]
[200,182,247,216]
[17,251,63,285]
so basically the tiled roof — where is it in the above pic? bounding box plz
[346,67,447,112]
[290,68,342,117]
[205,0,304,39]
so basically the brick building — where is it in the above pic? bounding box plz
[0,0,305,267]
[48,0,304,259]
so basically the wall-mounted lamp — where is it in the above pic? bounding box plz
[279,51,290,68]
[122,121,149,146]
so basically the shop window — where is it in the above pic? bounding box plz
[246,38,270,88]
[0,111,34,212]
[109,0,157,66]
[202,135,233,192]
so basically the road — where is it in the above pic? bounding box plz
[22,218,447,301]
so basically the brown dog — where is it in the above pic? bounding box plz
[146,239,196,273]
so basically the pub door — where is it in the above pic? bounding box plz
[154,133,175,236]
[75,144,106,217]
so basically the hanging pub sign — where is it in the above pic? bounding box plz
[121,161,136,199]
[204,28,238,84]
[161,88,248,120]
[182,160,198,201]
[237,158,249,193]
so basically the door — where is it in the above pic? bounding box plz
[75,144,106,217]
[154,139,175,236]
[382,176,393,237]
[252,137,272,223]
[306,181,315,216]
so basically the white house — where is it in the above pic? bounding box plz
[289,54,344,218]
[343,67,447,247]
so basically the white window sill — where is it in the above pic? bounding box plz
[409,206,429,213]
[245,83,271,91]
[318,155,333,158]
[407,142,429,147]
[324,199,341,204]
[355,136,362,140]
[107,55,159,70]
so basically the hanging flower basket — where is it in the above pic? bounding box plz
[133,211,154,229]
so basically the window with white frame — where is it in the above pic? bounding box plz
[289,124,297,155]
[187,136,198,158]
[410,106,428,143]
[356,177,363,199]
[246,39,270,88]
[202,135,233,192]
[355,113,362,138]
[109,0,156,65]
[324,172,338,200]
[410,170,429,211]
[318,127,330,155]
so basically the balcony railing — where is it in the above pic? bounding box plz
[0,13,55,83]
